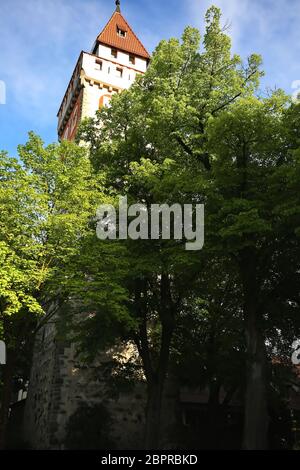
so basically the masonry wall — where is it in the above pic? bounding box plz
[61,89,83,141]
[23,316,147,450]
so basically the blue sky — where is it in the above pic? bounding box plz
[0,0,300,157]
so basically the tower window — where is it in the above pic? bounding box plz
[116,67,123,78]
[129,55,135,65]
[117,27,127,38]
[95,59,103,71]
[111,48,118,58]
[99,94,112,109]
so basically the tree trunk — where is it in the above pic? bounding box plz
[207,379,221,449]
[135,274,176,449]
[144,318,174,449]
[145,380,164,449]
[0,349,15,449]
[240,252,269,450]
[243,310,269,449]
[144,324,174,449]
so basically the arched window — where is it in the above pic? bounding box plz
[99,94,112,108]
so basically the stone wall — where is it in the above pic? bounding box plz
[23,318,147,450]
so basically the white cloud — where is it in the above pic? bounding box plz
[0,0,111,124]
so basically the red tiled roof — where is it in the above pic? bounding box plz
[96,11,150,60]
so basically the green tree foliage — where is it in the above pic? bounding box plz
[207,96,300,448]
[0,151,45,448]
[0,135,102,448]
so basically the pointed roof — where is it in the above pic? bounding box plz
[96,9,150,60]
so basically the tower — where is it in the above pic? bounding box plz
[57,1,150,141]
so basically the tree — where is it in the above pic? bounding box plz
[207,96,300,448]
[0,134,100,448]
[0,152,44,448]
[76,6,263,448]
[77,6,300,449]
